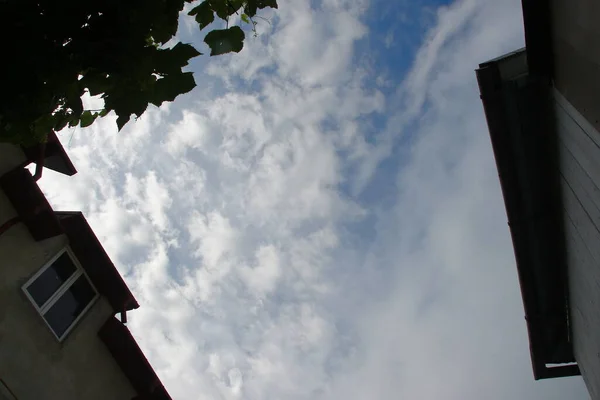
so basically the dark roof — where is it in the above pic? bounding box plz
[476,52,579,380]
[99,317,171,400]
[55,211,140,312]
[0,167,63,240]
[479,47,527,68]
[21,131,77,176]
[57,212,172,398]
[0,171,137,310]
[0,165,169,398]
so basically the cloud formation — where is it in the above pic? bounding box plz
[39,0,590,399]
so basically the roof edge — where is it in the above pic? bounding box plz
[55,211,140,312]
[476,60,578,380]
[99,316,171,400]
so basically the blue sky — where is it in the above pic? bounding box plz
[39,0,591,398]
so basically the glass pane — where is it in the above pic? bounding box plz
[43,275,96,338]
[26,253,77,307]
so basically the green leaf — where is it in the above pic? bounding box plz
[209,0,235,20]
[152,17,179,44]
[154,42,201,76]
[204,26,245,56]
[80,73,110,96]
[32,114,54,138]
[103,85,149,131]
[79,110,96,128]
[151,72,196,106]
[116,114,131,131]
[169,42,202,65]
[0,0,278,144]
[52,112,71,132]
[151,0,186,44]
[66,93,84,115]
[244,0,278,17]
[188,0,214,30]
[226,0,245,15]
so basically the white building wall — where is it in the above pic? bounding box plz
[0,145,137,400]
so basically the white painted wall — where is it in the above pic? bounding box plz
[0,145,137,400]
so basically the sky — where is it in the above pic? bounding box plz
[37,0,592,399]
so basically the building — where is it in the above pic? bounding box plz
[0,138,171,399]
[476,0,600,397]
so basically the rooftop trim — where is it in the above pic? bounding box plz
[476,50,579,380]
[55,211,140,312]
[21,131,77,176]
[99,317,171,400]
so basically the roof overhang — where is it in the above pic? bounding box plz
[55,211,140,312]
[476,50,579,380]
[0,167,63,240]
[21,131,77,176]
[99,317,171,400]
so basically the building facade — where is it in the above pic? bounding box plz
[0,142,171,399]
[477,4,600,395]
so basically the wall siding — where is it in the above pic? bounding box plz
[551,0,600,135]
[555,91,600,399]
[0,144,26,177]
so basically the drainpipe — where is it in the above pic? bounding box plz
[31,142,46,182]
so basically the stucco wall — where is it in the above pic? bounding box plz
[0,144,26,177]
[555,90,600,400]
[0,152,137,399]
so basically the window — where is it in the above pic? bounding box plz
[23,249,98,340]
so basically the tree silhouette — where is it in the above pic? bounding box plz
[0,0,278,144]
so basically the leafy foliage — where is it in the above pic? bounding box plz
[189,1,216,30]
[0,0,278,145]
[205,27,245,56]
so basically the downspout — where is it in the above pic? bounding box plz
[31,141,46,182]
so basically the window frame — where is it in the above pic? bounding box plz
[22,247,99,341]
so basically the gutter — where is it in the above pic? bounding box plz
[476,59,578,380]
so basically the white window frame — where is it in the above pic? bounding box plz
[22,247,98,341]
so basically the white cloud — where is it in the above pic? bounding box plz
[37,0,590,399]
[239,245,282,296]
[166,110,211,155]
[188,211,239,268]
[124,171,173,232]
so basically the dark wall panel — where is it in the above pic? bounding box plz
[556,92,600,399]
[563,214,600,400]
[551,0,600,134]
